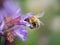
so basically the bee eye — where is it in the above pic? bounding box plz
[24,18,29,22]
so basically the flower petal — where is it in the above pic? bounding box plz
[0,16,4,34]
[15,30,27,41]
[13,25,27,41]
[20,20,31,26]
[4,0,21,19]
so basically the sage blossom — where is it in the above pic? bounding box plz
[0,0,34,45]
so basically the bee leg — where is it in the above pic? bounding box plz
[29,22,37,29]
[29,25,34,29]
[32,22,36,28]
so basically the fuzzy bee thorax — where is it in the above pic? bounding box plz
[28,16,37,23]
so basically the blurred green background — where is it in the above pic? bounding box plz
[0,0,60,45]
[16,0,60,45]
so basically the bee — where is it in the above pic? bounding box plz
[25,11,44,29]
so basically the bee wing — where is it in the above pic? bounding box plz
[40,21,44,27]
[35,11,44,18]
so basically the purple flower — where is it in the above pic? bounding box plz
[0,0,21,32]
[5,12,34,41]
[4,0,21,19]
[13,13,34,41]
[0,0,34,41]
[13,25,27,41]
